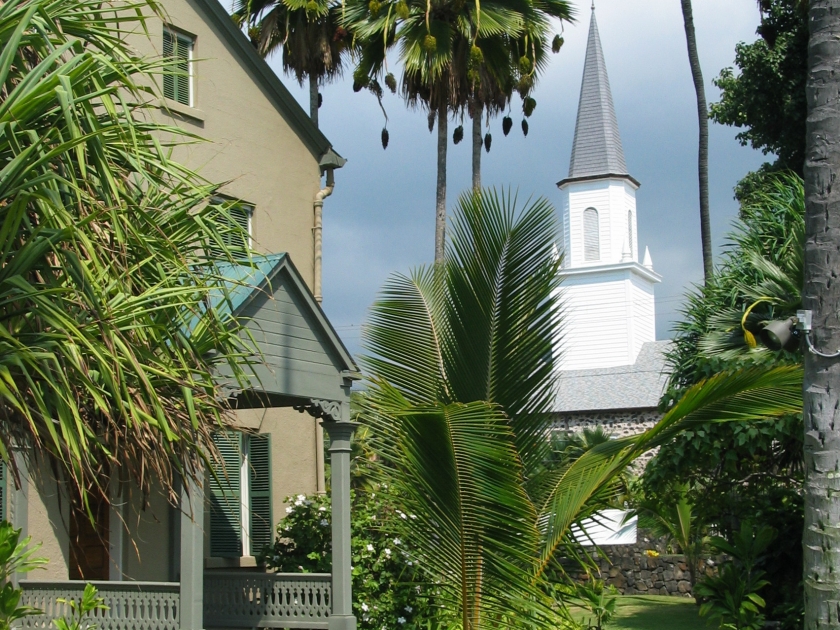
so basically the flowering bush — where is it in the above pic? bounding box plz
[259,489,435,630]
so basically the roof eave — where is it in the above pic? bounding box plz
[557,172,640,189]
[196,0,344,169]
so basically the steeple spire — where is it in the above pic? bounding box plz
[567,8,627,179]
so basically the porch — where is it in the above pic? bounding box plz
[19,572,332,630]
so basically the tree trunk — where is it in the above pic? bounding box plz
[803,3,840,628]
[435,108,448,263]
[679,0,712,283]
[309,73,319,128]
[472,102,482,191]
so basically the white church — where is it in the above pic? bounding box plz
[552,6,671,468]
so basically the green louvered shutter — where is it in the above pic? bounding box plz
[210,432,243,557]
[0,462,6,522]
[208,198,252,258]
[248,434,273,556]
[162,29,192,106]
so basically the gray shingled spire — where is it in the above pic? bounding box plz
[567,6,627,178]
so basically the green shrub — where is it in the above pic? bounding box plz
[260,490,436,629]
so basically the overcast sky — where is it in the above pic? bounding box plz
[263,0,770,355]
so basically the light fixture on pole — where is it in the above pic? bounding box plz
[761,310,840,358]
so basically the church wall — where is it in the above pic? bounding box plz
[629,274,656,361]
[556,270,635,369]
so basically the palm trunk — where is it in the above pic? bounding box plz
[309,73,318,128]
[803,2,840,628]
[472,102,482,191]
[679,0,712,283]
[435,108,448,263]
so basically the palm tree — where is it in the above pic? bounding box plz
[347,0,570,261]
[234,0,349,127]
[802,1,840,626]
[679,0,712,283]
[0,0,252,509]
[359,189,804,627]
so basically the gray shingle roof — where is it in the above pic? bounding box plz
[553,341,672,412]
[567,7,627,179]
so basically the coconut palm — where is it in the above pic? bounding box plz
[234,0,350,127]
[359,189,803,627]
[0,0,253,509]
[679,0,712,282]
[802,1,840,625]
[346,0,571,261]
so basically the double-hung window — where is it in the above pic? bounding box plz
[162,27,194,107]
[209,431,273,558]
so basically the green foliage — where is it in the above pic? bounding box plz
[648,173,804,626]
[709,0,807,200]
[0,0,256,505]
[0,521,47,630]
[260,492,435,630]
[569,580,619,630]
[54,584,108,630]
[695,523,776,630]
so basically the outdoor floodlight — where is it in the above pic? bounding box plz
[761,317,800,352]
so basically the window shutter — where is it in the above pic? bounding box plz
[583,208,600,261]
[208,198,252,258]
[162,29,192,106]
[176,34,190,106]
[248,434,273,556]
[162,30,175,101]
[0,462,6,522]
[210,432,243,557]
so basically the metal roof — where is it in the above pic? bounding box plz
[566,7,627,180]
[553,340,672,413]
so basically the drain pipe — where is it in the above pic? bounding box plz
[313,168,334,495]
[313,168,335,305]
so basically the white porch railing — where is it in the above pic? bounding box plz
[17,581,180,630]
[203,571,331,629]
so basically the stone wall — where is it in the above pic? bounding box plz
[552,408,663,466]
[565,532,722,597]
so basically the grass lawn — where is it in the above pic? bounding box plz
[572,595,714,630]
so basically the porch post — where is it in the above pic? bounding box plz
[322,415,359,630]
[11,450,29,587]
[180,473,204,630]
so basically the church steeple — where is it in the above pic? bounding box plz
[566,6,628,180]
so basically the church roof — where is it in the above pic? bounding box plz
[553,340,672,413]
[566,7,628,180]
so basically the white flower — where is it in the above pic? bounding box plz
[400,513,407,520]
[319,506,327,512]
[320,519,329,527]
[297,494,306,501]
[397,617,406,624]
[404,606,413,613]
[407,561,413,566]
[367,544,375,552]
[361,604,369,612]
[410,514,417,520]
[285,506,293,513]
[393,538,401,545]
[384,549,391,556]
[294,499,303,506]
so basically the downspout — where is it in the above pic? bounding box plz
[313,168,335,305]
[313,168,334,495]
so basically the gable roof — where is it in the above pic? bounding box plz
[216,253,358,376]
[193,0,346,170]
[553,340,672,413]
[566,7,627,181]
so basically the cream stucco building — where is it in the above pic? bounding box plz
[8,2,359,629]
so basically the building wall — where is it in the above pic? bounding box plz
[555,266,657,370]
[25,462,70,581]
[127,0,324,289]
[122,484,172,582]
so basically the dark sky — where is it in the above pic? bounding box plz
[262,0,770,356]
